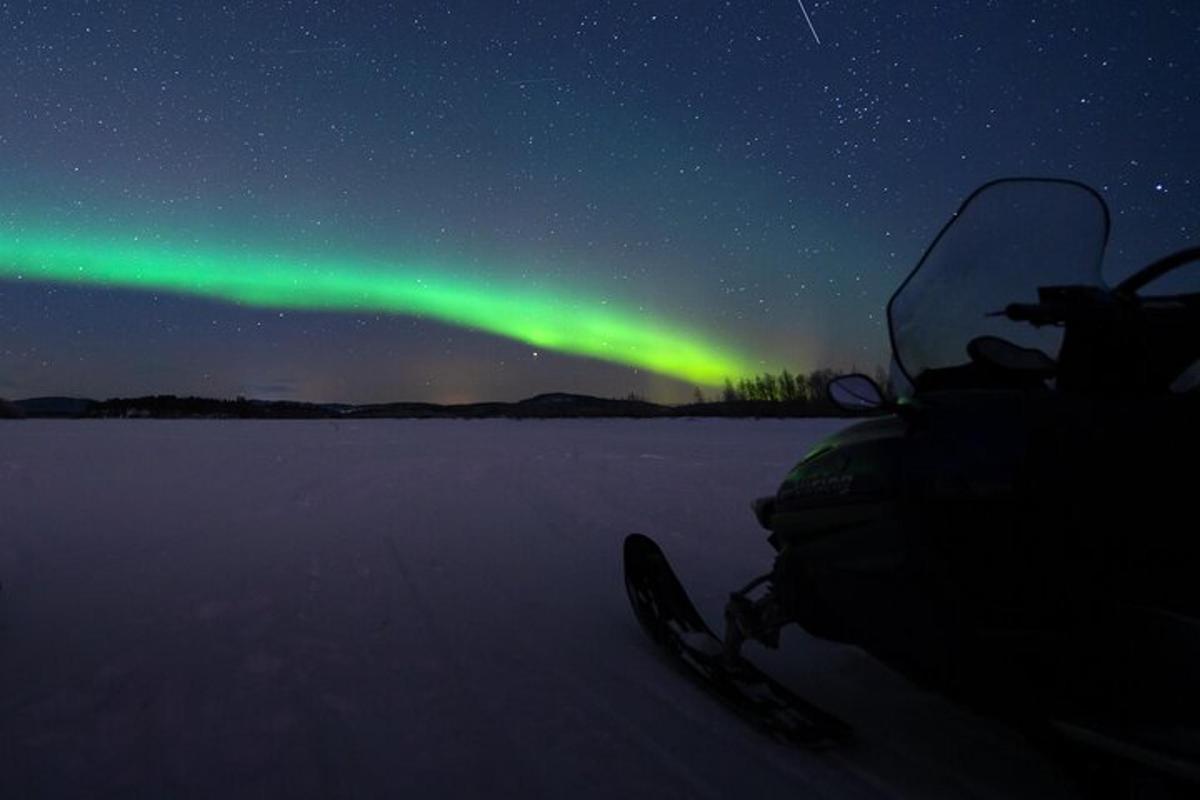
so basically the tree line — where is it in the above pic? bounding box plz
[715,365,890,407]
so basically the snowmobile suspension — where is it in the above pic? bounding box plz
[723,573,789,657]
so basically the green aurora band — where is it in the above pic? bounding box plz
[0,230,756,386]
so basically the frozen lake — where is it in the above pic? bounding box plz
[0,419,1079,798]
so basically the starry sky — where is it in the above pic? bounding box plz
[1,1,1198,404]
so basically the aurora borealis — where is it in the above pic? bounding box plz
[2,2,1199,403]
[0,228,753,385]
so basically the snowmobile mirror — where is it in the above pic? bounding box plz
[827,374,886,412]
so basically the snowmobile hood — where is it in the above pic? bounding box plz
[773,414,908,511]
[804,414,908,455]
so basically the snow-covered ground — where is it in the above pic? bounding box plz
[0,419,1079,798]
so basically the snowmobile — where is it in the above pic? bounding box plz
[624,178,1200,793]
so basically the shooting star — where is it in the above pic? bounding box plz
[796,1,821,45]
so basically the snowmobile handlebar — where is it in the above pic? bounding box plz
[991,247,1200,329]
[996,302,1059,326]
[994,284,1197,330]
[990,286,1127,328]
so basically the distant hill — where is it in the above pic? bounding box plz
[7,392,856,419]
[14,397,97,417]
[347,392,663,419]
[0,397,26,418]
[89,395,331,419]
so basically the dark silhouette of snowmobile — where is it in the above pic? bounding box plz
[625,178,1200,794]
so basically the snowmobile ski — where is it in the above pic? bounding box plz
[623,533,851,748]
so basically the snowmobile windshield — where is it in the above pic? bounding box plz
[888,179,1110,392]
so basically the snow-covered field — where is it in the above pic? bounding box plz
[0,419,1079,798]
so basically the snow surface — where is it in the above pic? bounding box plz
[0,419,1081,798]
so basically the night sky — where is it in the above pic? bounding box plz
[1,1,1197,404]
